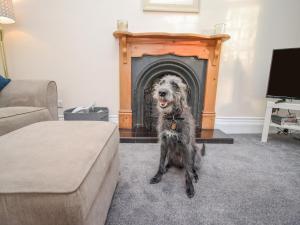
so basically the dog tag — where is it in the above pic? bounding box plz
[171,121,177,130]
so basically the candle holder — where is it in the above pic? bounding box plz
[214,23,226,34]
[117,20,128,32]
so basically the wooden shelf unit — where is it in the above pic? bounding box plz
[261,101,300,142]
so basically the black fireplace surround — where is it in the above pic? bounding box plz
[132,55,207,130]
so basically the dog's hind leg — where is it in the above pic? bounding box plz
[201,143,206,156]
[191,144,205,182]
[192,144,205,169]
[150,140,168,184]
[164,162,171,174]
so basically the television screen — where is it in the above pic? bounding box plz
[266,48,300,99]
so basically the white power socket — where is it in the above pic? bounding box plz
[58,99,63,108]
[57,99,64,120]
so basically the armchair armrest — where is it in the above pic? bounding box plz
[0,80,58,120]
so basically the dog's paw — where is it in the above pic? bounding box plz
[186,185,195,198]
[150,175,162,184]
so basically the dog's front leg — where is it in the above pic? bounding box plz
[182,144,195,198]
[150,139,167,184]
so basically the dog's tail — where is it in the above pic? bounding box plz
[201,143,206,156]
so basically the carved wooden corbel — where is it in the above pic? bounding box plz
[121,36,127,64]
[213,40,222,66]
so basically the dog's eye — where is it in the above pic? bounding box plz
[159,80,165,85]
[171,81,179,90]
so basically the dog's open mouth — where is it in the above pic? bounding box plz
[159,99,169,108]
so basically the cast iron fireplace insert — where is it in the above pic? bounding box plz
[132,54,207,130]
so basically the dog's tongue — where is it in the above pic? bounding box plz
[159,100,168,108]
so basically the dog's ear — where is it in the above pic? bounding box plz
[179,90,188,109]
[159,79,165,85]
[152,82,159,98]
[179,82,187,93]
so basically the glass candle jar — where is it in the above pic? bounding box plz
[214,23,226,34]
[117,20,128,32]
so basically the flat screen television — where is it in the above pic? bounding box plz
[266,48,300,100]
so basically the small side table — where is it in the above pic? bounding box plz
[261,101,300,142]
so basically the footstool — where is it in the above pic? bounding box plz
[0,121,119,225]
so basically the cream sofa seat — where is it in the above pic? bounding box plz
[0,80,58,136]
[0,121,119,225]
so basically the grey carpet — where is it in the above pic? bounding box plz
[106,134,300,225]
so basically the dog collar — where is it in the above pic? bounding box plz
[163,108,184,120]
[164,116,184,120]
[163,114,184,130]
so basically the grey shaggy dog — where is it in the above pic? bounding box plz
[150,75,205,198]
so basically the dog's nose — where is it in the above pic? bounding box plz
[159,91,166,97]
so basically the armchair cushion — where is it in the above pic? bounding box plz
[0,75,10,91]
[0,80,58,120]
[0,106,46,119]
[0,107,51,136]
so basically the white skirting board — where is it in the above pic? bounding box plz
[109,116,267,134]
[108,115,118,123]
[59,114,272,134]
[215,117,265,134]
[109,115,267,134]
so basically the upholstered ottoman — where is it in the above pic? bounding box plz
[0,121,119,225]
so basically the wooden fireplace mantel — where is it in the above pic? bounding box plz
[113,31,230,40]
[114,31,230,129]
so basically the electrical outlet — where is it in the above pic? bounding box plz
[57,99,64,120]
[58,99,63,108]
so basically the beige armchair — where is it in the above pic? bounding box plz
[0,80,58,136]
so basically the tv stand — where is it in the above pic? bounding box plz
[261,100,300,142]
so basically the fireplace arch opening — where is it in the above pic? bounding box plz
[132,55,207,130]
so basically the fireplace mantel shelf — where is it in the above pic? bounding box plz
[113,31,230,41]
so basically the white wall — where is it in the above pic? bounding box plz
[3,0,300,131]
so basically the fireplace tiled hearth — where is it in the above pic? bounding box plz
[119,128,233,144]
[114,31,233,143]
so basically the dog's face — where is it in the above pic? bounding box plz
[153,75,187,114]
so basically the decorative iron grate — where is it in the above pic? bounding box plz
[132,55,207,130]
